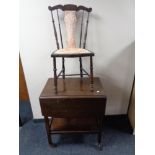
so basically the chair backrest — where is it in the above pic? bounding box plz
[48,4,92,50]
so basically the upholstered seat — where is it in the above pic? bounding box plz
[52,48,94,57]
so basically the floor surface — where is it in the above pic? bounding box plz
[19,116,135,155]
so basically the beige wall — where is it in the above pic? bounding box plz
[20,0,135,119]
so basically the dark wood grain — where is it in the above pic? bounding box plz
[77,5,92,12]
[50,118,99,134]
[39,78,106,98]
[48,5,63,11]
[39,78,106,148]
[48,4,92,12]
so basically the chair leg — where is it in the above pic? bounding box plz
[62,57,65,79]
[53,57,57,93]
[79,57,83,78]
[90,56,94,91]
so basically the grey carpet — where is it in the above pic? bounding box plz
[19,117,134,155]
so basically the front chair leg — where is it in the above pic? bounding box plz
[90,56,94,91]
[62,57,65,79]
[79,57,83,78]
[53,57,57,93]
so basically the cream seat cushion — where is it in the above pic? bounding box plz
[54,48,91,55]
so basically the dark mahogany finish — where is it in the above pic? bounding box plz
[48,4,95,93]
[48,4,92,12]
[39,77,107,149]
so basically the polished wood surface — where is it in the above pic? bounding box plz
[39,77,106,149]
[40,77,105,98]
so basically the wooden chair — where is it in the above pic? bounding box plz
[48,4,94,93]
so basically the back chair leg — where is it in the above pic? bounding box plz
[62,57,65,79]
[79,57,83,78]
[90,56,94,91]
[53,57,57,93]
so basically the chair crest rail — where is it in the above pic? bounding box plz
[48,4,92,12]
